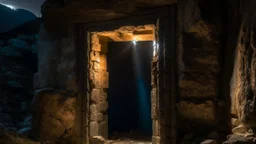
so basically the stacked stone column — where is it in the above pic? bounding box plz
[88,33,109,139]
[151,57,161,144]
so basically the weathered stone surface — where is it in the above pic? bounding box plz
[90,51,100,62]
[37,25,75,89]
[177,100,216,126]
[151,104,158,119]
[90,121,99,136]
[99,121,108,138]
[230,17,256,127]
[231,118,241,127]
[152,136,160,144]
[90,104,100,114]
[91,34,100,44]
[90,70,109,88]
[200,139,217,144]
[31,88,76,143]
[98,101,108,113]
[90,113,103,122]
[152,120,159,136]
[42,0,176,33]
[92,44,102,52]
[90,136,105,144]
[223,134,256,144]
[91,89,102,104]
[232,124,248,134]
[178,33,219,99]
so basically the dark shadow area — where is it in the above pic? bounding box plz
[107,41,153,140]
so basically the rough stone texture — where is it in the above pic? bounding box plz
[90,113,103,122]
[90,136,106,144]
[177,0,222,136]
[0,34,38,136]
[41,0,177,33]
[177,100,217,130]
[230,0,256,131]
[223,134,256,144]
[200,139,217,144]
[90,121,99,137]
[178,0,220,99]
[88,33,109,139]
[31,88,76,143]
[37,24,76,91]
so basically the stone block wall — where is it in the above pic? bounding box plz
[31,24,78,144]
[177,0,223,135]
[88,33,109,140]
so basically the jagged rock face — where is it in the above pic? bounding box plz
[230,0,256,129]
[0,34,38,136]
[31,88,76,144]
[177,0,221,132]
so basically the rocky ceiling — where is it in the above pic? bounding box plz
[41,0,176,32]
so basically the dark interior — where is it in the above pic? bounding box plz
[107,41,153,138]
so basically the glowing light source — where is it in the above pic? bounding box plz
[153,40,157,56]
[1,4,16,10]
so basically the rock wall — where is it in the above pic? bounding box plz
[31,24,78,143]
[230,0,256,134]
[177,0,226,141]
[88,33,109,141]
[0,34,38,136]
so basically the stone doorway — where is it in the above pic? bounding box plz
[87,25,157,143]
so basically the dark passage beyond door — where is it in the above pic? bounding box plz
[107,41,153,137]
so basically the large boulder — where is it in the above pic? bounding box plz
[31,88,76,143]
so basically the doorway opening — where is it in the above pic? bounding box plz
[87,25,157,143]
[108,41,153,142]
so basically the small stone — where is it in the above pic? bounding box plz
[90,104,100,114]
[231,118,241,127]
[91,34,100,44]
[90,113,103,122]
[99,121,108,138]
[152,120,159,136]
[232,124,248,134]
[98,101,108,113]
[90,136,105,144]
[91,89,101,104]
[90,121,99,136]
[92,43,101,52]
[223,134,256,144]
[200,139,217,144]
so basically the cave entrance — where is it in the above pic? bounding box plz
[75,5,177,144]
[88,25,156,143]
[107,41,153,141]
